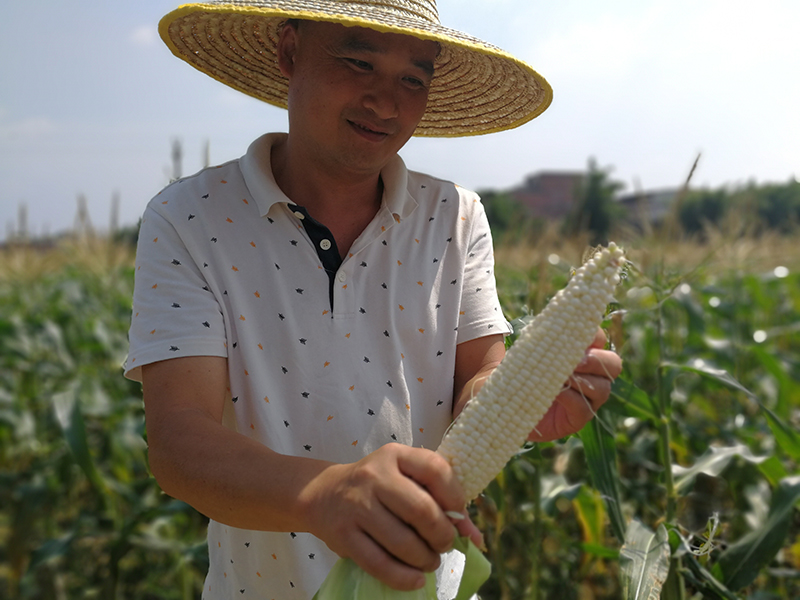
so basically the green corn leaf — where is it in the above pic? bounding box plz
[758,455,788,488]
[672,444,768,494]
[665,526,739,600]
[665,360,800,461]
[750,346,796,419]
[312,537,490,600]
[572,486,606,548]
[663,360,755,400]
[681,551,739,600]
[714,476,800,591]
[760,404,800,462]
[580,542,620,560]
[27,532,77,572]
[312,557,437,600]
[607,377,659,422]
[619,520,671,600]
[580,414,626,543]
[540,475,583,517]
[450,536,491,600]
[52,384,108,501]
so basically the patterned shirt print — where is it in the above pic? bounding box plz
[125,133,511,599]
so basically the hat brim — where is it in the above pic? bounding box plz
[160,2,553,137]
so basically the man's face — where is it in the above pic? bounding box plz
[278,21,438,178]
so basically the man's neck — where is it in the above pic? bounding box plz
[270,136,385,256]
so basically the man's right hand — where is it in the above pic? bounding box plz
[300,443,479,591]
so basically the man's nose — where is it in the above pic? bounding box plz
[363,77,400,120]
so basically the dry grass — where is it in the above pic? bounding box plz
[494,223,800,279]
[2,224,796,286]
[0,235,135,283]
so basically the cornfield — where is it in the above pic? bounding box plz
[1,229,798,599]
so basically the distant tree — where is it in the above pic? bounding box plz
[679,189,729,235]
[563,158,624,245]
[479,190,542,243]
[113,219,142,248]
[753,180,800,232]
[481,191,522,232]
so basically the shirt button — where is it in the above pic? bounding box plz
[337,271,347,283]
[320,239,332,251]
[293,211,305,220]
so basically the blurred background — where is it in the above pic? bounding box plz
[2,2,799,599]
[2,0,798,240]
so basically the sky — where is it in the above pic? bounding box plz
[1,0,798,240]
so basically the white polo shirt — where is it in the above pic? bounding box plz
[125,133,510,599]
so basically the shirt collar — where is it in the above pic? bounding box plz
[239,133,418,221]
[239,132,292,217]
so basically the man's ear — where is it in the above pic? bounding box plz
[276,22,299,78]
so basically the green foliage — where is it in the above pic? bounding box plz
[753,181,800,232]
[486,241,800,599]
[606,256,799,599]
[312,537,490,600]
[477,164,798,241]
[713,477,800,591]
[562,158,625,245]
[677,179,800,236]
[0,258,207,599]
[113,219,142,249]
[579,416,625,543]
[2,234,799,599]
[479,190,543,243]
[679,189,729,234]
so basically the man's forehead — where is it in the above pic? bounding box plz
[311,21,439,71]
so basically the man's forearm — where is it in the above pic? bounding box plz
[451,335,506,421]
[451,364,497,421]
[148,408,336,532]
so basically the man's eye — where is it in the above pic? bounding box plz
[404,77,427,89]
[346,58,372,70]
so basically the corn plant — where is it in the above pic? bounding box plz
[0,239,208,599]
[2,232,798,599]
[482,234,800,599]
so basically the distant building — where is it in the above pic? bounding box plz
[508,171,586,220]
[502,169,685,228]
[616,189,682,228]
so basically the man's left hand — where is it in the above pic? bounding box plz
[527,328,622,442]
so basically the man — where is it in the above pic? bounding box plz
[125,2,622,598]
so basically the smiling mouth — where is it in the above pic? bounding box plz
[349,120,389,138]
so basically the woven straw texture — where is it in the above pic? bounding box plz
[160,0,552,137]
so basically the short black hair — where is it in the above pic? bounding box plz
[280,18,441,60]
[283,18,301,30]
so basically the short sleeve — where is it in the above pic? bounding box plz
[455,195,513,345]
[124,204,228,382]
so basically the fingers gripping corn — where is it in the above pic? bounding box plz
[437,243,626,501]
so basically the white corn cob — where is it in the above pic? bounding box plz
[437,243,626,501]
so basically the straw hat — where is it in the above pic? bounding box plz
[159,0,553,137]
